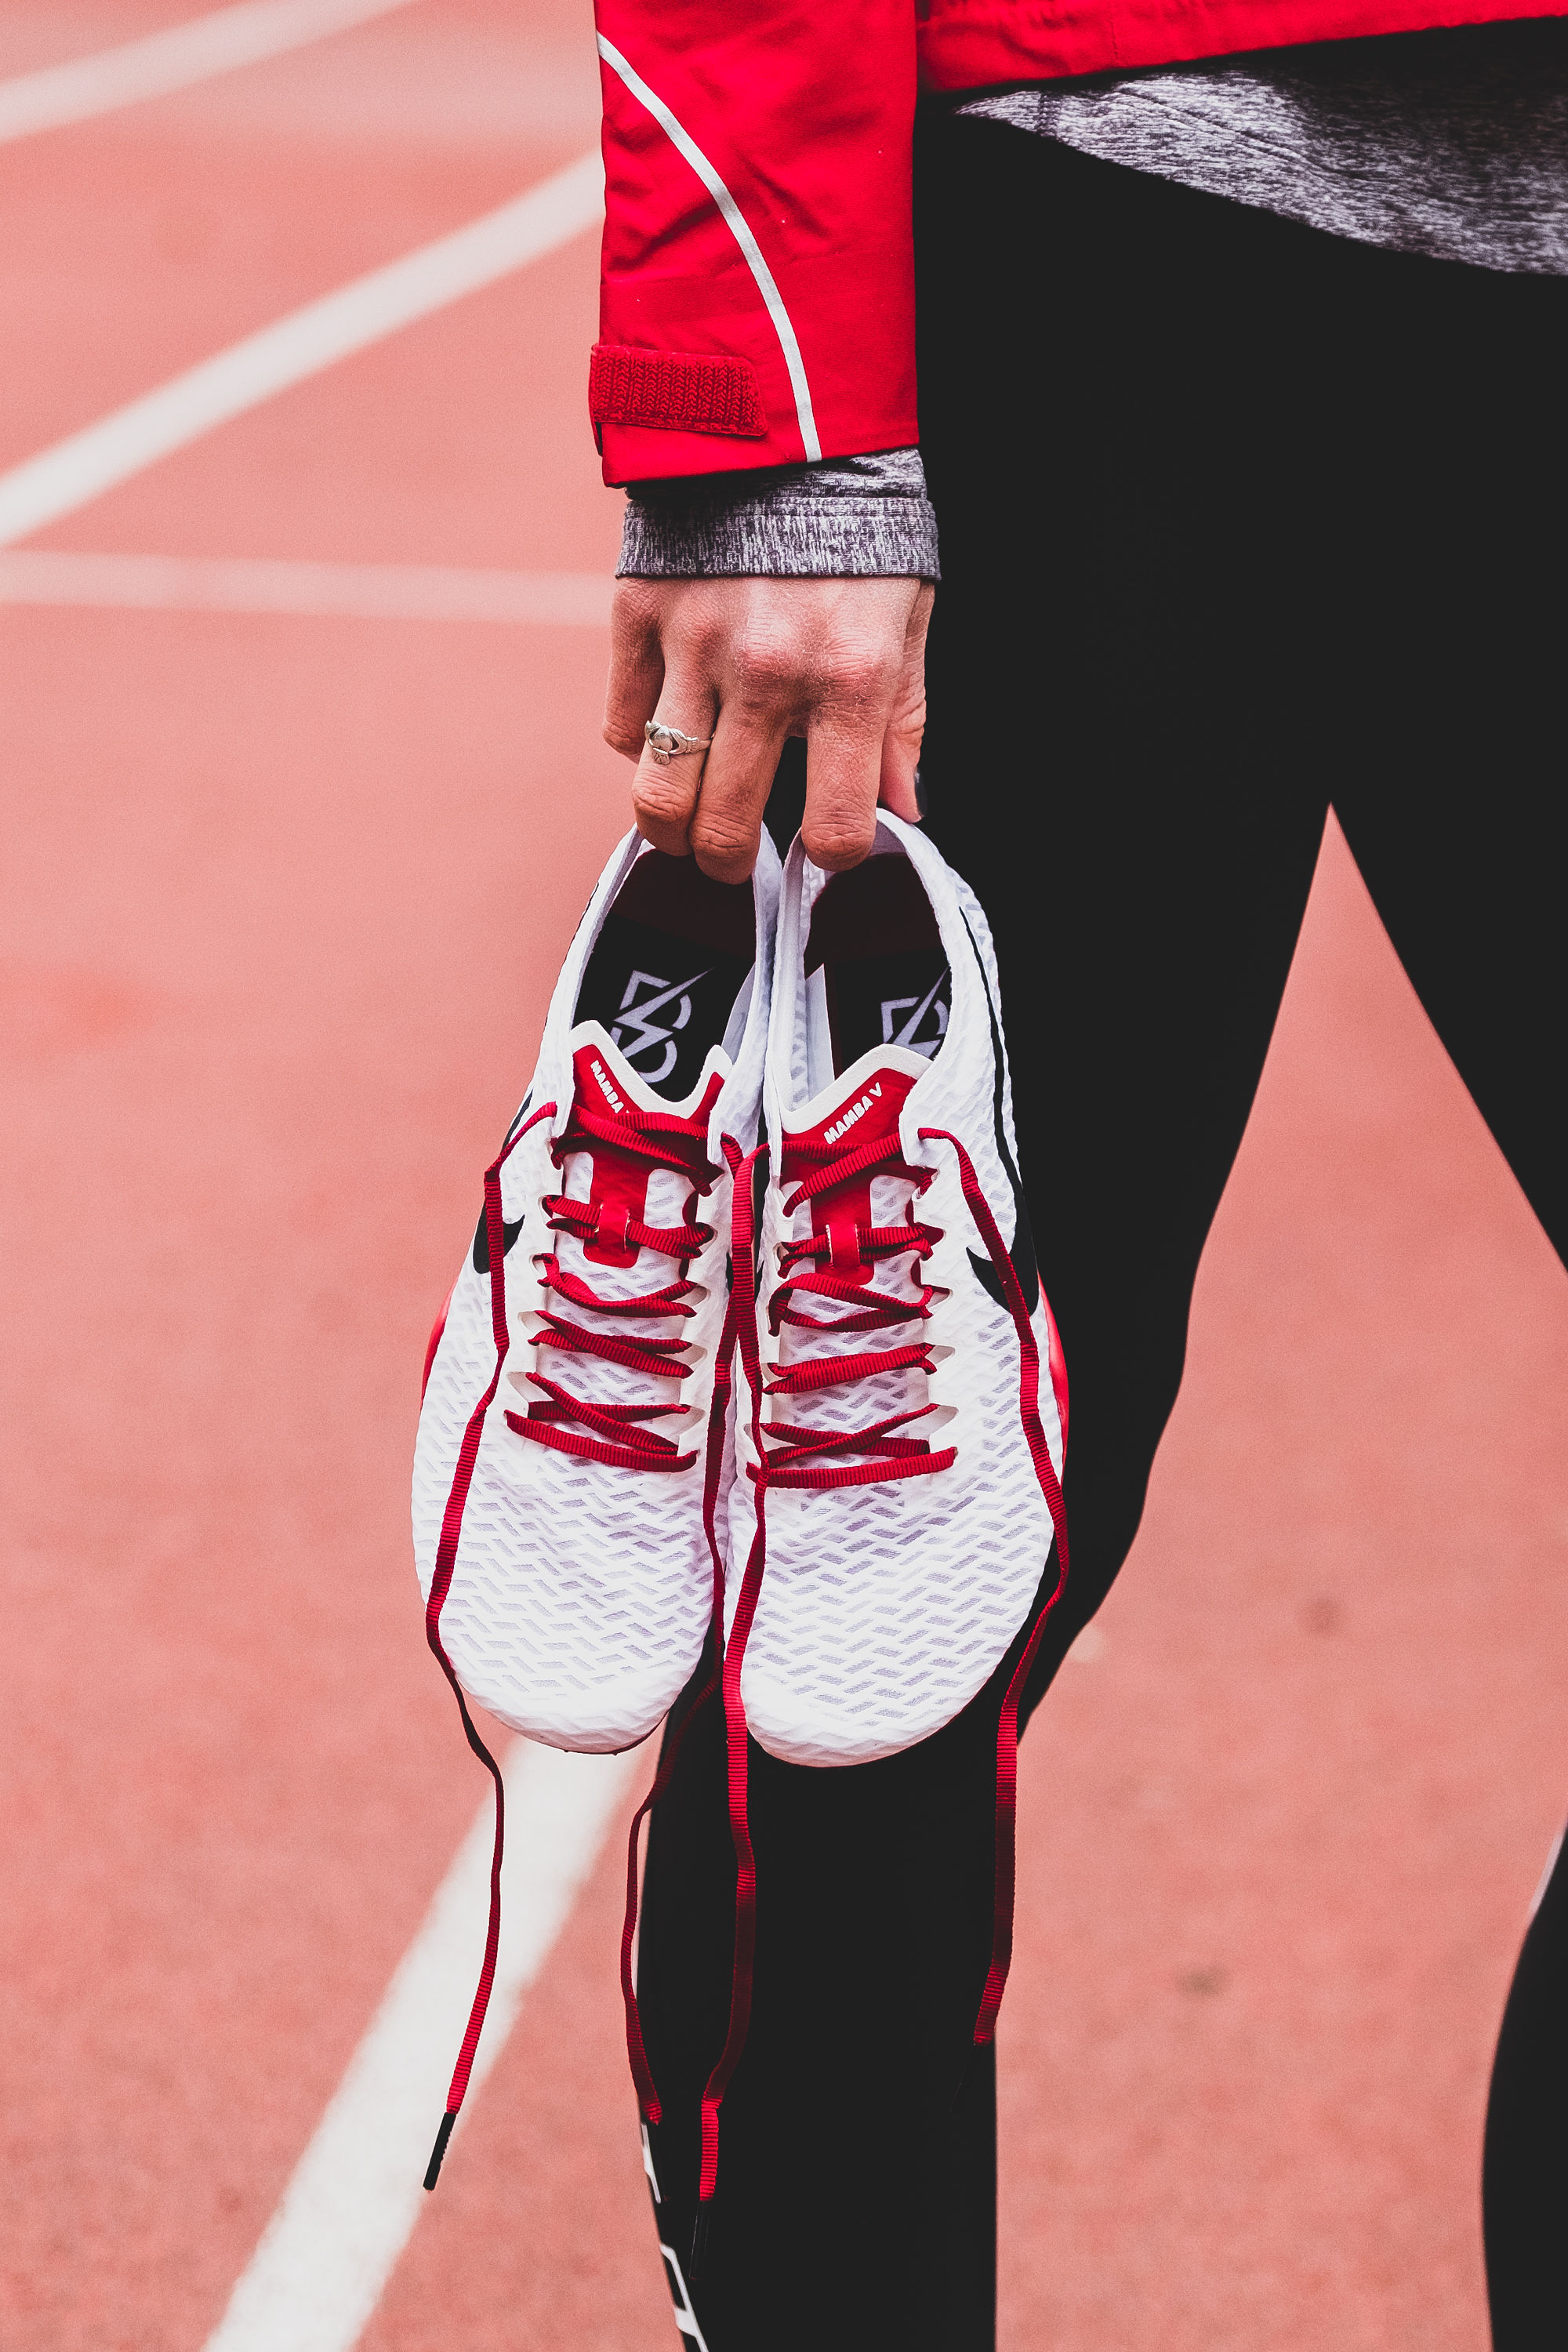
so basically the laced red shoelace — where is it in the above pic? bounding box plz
[685,1120,1072,2230]
[505,1064,722,1472]
[756,1093,955,1489]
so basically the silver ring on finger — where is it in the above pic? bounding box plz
[644,719,713,765]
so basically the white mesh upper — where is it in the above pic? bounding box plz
[727,816,1065,1767]
[412,831,778,1753]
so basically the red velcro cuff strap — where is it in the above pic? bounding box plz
[589,343,766,439]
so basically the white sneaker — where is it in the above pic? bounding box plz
[726,814,1068,1767]
[414,829,779,1754]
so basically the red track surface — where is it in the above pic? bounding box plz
[2,8,1565,2347]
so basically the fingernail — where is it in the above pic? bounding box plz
[913,764,927,818]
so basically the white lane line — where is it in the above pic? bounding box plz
[0,550,614,624]
[201,1739,643,2352]
[0,0,423,143]
[0,148,604,550]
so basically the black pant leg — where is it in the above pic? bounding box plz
[638,1672,1007,2352]
[1321,247,1568,2352]
[917,122,1334,1713]
[637,132,1336,2352]
[1327,254,1568,1272]
[639,129,1568,2352]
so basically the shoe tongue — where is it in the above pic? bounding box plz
[570,1024,726,1133]
[565,1031,724,1272]
[786,1059,920,1159]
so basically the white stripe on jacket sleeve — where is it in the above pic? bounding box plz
[595,33,822,463]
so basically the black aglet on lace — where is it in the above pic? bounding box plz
[688,2196,714,2285]
[424,2110,457,2192]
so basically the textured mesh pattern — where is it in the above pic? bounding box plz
[731,816,1064,1767]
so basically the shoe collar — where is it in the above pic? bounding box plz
[537,827,781,1166]
[765,816,986,1166]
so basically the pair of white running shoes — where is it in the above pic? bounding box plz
[413,812,1068,1777]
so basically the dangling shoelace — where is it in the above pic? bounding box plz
[617,1135,753,2146]
[423,1087,734,2193]
[506,1082,722,1472]
[756,1120,955,1487]
[916,1128,1070,2049]
[682,1124,1072,2248]
[427,1102,1073,2236]
[422,1099,556,2190]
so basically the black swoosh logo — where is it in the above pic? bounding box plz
[472,1092,532,1272]
[959,909,1039,1319]
[472,1209,523,1275]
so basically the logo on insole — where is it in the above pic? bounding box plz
[880,973,949,1057]
[612,967,710,1084]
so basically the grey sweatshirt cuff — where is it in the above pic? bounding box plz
[618,447,940,581]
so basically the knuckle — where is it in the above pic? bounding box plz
[803,811,877,871]
[631,771,696,829]
[691,830,755,884]
[821,644,894,708]
[689,807,755,870]
[728,625,800,712]
[611,578,662,637]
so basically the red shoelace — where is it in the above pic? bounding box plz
[917,1128,1070,2049]
[684,1122,1072,2231]
[426,1087,1073,2238]
[506,1059,723,1472]
[423,1072,733,2192]
[757,1109,955,1488]
[617,1134,752,2146]
[421,1099,556,2190]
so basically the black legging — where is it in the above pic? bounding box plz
[637,117,1568,2350]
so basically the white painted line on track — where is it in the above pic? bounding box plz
[0,149,604,550]
[201,1739,643,2352]
[0,550,614,624]
[0,0,421,144]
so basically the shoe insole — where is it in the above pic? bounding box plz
[805,853,950,1077]
[574,851,753,1101]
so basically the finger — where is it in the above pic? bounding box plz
[689,702,789,884]
[630,678,719,858]
[604,581,666,760]
[877,584,935,822]
[800,710,887,872]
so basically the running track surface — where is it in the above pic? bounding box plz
[3,8,1566,2347]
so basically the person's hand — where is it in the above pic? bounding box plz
[604,575,934,883]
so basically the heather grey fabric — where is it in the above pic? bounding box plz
[617,445,939,583]
[619,17,1567,583]
[961,18,1568,276]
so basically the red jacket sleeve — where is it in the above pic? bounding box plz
[590,1,919,486]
